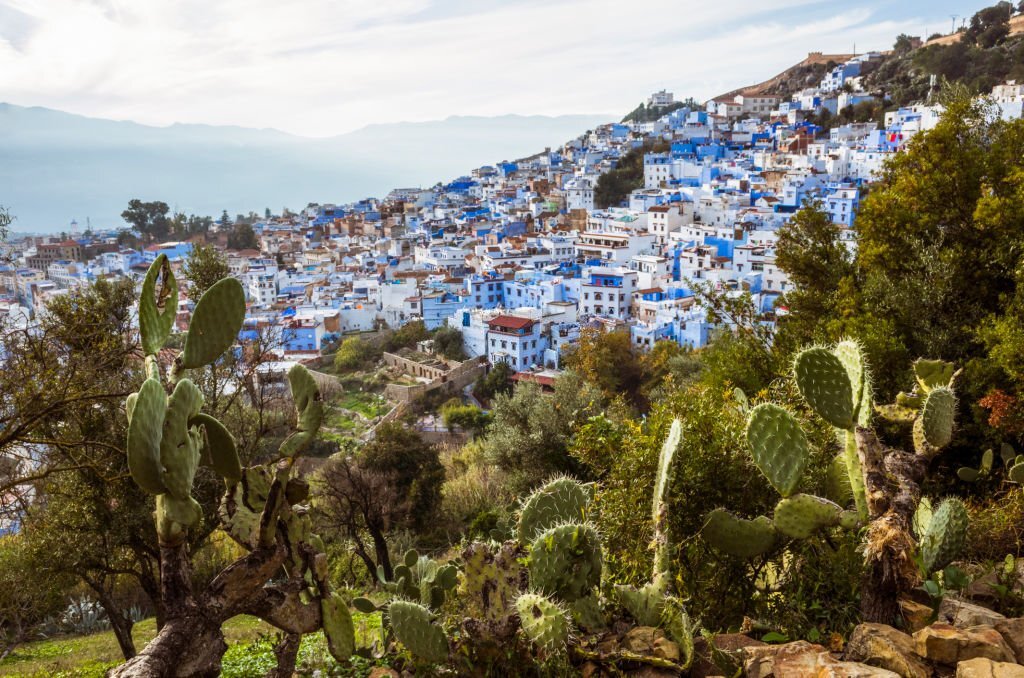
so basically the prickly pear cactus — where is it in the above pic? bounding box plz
[702,509,778,559]
[373,549,458,610]
[920,387,956,450]
[179,276,246,369]
[388,600,449,663]
[793,346,855,429]
[515,593,570,655]
[919,497,969,575]
[772,493,844,539]
[517,476,592,545]
[913,358,955,394]
[126,258,354,659]
[139,254,178,356]
[459,541,524,625]
[746,404,809,498]
[527,522,602,602]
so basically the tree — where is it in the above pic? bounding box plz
[964,2,1013,47]
[893,33,916,54]
[563,328,644,405]
[226,222,258,250]
[333,336,372,371]
[182,243,230,299]
[432,326,466,361]
[773,201,855,350]
[121,200,170,241]
[594,140,669,208]
[441,401,491,434]
[315,424,444,580]
[483,372,603,489]
[388,319,429,350]
[0,534,70,660]
[473,361,514,403]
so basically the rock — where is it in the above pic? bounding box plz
[845,622,931,678]
[651,636,680,662]
[367,670,399,678]
[955,657,1024,677]
[771,645,902,677]
[901,598,936,633]
[966,571,1003,605]
[743,641,830,678]
[622,626,661,654]
[689,633,763,678]
[940,598,1008,628]
[995,618,1024,663]
[914,623,1016,666]
[581,661,601,678]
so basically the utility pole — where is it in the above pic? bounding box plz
[950,14,958,34]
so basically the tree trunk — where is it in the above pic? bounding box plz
[109,614,227,678]
[370,528,392,581]
[89,582,136,660]
[856,428,926,625]
[269,632,302,678]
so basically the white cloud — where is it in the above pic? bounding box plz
[0,0,936,136]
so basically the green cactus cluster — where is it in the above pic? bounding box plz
[387,423,693,668]
[353,549,458,613]
[959,444,1023,483]
[878,358,960,458]
[128,254,247,543]
[917,497,969,575]
[515,592,571,655]
[126,256,353,663]
[703,341,872,558]
[387,600,449,664]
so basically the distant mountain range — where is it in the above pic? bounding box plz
[0,104,610,233]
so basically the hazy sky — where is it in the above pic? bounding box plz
[0,0,995,137]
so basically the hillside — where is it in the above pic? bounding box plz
[711,52,857,102]
[0,105,609,232]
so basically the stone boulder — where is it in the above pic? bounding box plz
[901,598,936,633]
[844,622,931,678]
[914,623,1016,666]
[995,618,1024,664]
[689,633,763,678]
[744,640,899,678]
[940,598,1008,628]
[955,657,1024,677]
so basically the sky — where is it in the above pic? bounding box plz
[0,0,999,138]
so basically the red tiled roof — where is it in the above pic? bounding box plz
[488,315,534,331]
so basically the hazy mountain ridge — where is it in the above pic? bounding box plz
[0,104,610,232]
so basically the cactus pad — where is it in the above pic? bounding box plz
[126,378,168,495]
[515,593,571,654]
[278,364,324,458]
[158,378,204,500]
[189,413,241,482]
[919,497,969,574]
[702,509,778,558]
[913,358,955,393]
[220,465,272,548]
[180,276,246,369]
[527,522,602,602]
[921,387,955,449]
[459,541,524,624]
[517,477,591,545]
[139,255,178,356]
[834,339,872,427]
[793,347,854,429]
[1010,462,1024,484]
[746,403,809,497]
[321,592,355,661]
[614,576,668,627]
[388,600,449,663]
[772,494,843,539]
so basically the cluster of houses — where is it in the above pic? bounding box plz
[6,58,1024,384]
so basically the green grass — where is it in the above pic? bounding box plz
[0,613,385,678]
[336,392,390,419]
